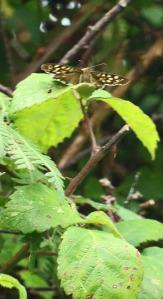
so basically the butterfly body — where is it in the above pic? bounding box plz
[41,63,129,88]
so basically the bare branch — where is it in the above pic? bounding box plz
[60,0,133,64]
[0,243,29,273]
[0,84,13,97]
[65,125,129,196]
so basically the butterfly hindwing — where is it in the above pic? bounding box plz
[92,71,129,87]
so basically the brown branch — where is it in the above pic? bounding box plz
[60,0,133,64]
[65,125,129,196]
[59,35,163,169]
[0,242,29,273]
[0,84,13,97]
[79,35,99,67]
[36,251,57,257]
[61,136,112,170]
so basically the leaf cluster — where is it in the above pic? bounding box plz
[0,72,162,299]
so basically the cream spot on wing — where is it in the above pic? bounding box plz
[107,78,113,82]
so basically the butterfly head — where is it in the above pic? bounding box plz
[41,63,56,73]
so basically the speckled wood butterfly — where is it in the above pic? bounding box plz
[41,63,129,88]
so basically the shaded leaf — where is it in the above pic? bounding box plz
[19,270,53,299]
[0,184,82,233]
[116,219,163,246]
[138,247,163,299]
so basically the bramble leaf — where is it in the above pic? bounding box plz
[0,184,82,233]
[58,226,143,299]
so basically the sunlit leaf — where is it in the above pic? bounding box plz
[58,226,143,299]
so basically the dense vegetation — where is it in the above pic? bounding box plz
[0,0,163,298]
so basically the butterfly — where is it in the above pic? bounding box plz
[41,63,129,88]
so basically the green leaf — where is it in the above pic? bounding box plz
[19,270,53,299]
[58,226,143,299]
[0,184,82,233]
[0,273,27,299]
[12,74,83,150]
[115,205,142,221]
[74,196,108,211]
[11,73,71,112]
[116,219,163,246]
[85,211,122,239]
[90,91,159,159]
[0,235,22,267]
[0,122,64,195]
[138,247,163,299]
[141,6,163,27]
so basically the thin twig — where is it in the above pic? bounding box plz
[0,84,13,97]
[79,35,99,67]
[60,0,133,64]
[0,229,22,235]
[65,125,129,196]
[60,136,112,170]
[73,89,99,154]
[27,286,56,292]
[0,243,30,273]
[36,251,57,257]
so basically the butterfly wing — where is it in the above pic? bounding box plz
[91,71,129,87]
[41,64,81,85]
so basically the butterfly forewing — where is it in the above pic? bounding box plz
[41,63,129,87]
[41,63,81,85]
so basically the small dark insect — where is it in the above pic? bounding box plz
[41,63,129,88]
[47,88,52,93]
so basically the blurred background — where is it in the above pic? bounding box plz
[0,2,163,298]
